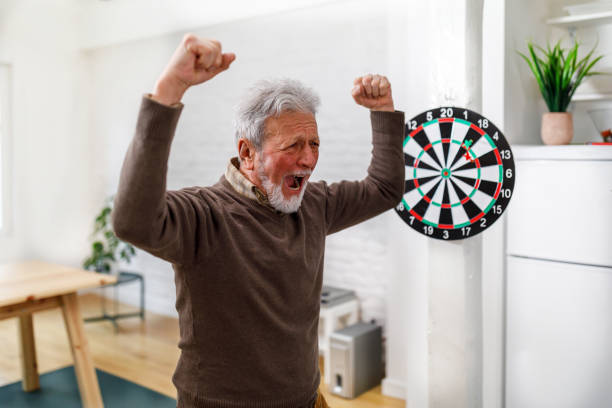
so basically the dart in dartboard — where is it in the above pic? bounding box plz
[395,107,515,240]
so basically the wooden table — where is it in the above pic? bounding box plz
[0,260,116,407]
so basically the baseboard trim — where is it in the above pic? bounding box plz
[382,377,406,400]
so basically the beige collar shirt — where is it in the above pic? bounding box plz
[225,157,271,207]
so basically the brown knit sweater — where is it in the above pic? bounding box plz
[112,96,405,407]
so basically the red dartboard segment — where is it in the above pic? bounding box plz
[470,212,485,224]
[396,106,515,241]
[493,183,502,200]
[409,209,423,222]
[470,123,485,136]
[494,149,502,165]
[410,125,423,138]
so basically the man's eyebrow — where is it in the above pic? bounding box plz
[278,137,298,147]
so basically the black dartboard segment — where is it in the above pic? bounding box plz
[395,107,515,240]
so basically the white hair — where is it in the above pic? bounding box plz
[234,78,321,150]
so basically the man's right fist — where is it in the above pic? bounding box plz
[152,34,236,106]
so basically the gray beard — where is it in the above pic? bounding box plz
[256,158,308,214]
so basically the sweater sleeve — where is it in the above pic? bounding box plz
[324,110,405,235]
[112,96,201,265]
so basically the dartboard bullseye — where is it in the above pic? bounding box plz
[395,107,515,240]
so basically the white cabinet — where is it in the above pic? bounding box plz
[506,145,612,408]
[507,146,612,267]
[506,256,612,408]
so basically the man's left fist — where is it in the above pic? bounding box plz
[351,74,394,112]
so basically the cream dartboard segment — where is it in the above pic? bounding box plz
[396,107,515,240]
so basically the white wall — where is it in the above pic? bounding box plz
[504,0,554,145]
[0,0,94,264]
[86,1,396,325]
[0,63,13,238]
[482,0,507,406]
[382,0,509,404]
[505,0,612,145]
[384,0,432,402]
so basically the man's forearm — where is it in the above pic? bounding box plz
[112,34,233,258]
[367,109,405,204]
[112,96,183,245]
[151,76,189,106]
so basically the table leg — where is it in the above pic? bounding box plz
[61,292,103,408]
[18,313,40,391]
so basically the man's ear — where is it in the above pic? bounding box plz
[238,138,256,170]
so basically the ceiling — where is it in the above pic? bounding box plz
[77,0,338,49]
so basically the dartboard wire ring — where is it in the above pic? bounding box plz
[396,107,515,240]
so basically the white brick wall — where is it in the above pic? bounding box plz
[89,1,397,331]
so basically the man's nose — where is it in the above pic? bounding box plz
[298,146,317,169]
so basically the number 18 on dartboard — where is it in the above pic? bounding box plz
[396,107,515,240]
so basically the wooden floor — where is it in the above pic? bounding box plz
[0,293,405,407]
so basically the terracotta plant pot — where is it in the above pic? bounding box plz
[541,112,573,145]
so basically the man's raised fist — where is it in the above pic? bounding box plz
[152,34,236,106]
[351,74,394,112]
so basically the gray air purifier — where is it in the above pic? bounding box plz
[328,322,382,398]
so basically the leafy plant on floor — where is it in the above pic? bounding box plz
[518,39,605,112]
[83,195,135,273]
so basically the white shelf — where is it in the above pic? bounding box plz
[572,93,612,102]
[512,144,612,161]
[547,11,612,28]
[546,11,612,104]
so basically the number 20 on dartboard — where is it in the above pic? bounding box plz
[396,107,515,240]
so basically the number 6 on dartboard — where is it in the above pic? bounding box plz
[395,107,515,240]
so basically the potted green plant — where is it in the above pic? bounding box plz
[83,195,136,274]
[519,40,605,145]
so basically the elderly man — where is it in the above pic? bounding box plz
[112,34,405,408]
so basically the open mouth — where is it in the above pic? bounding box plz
[285,175,306,191]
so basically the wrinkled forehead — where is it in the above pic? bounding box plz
[263,111,319,143]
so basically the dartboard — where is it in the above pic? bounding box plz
[395,107,515,240]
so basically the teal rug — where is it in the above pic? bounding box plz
[0,366,176,407]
